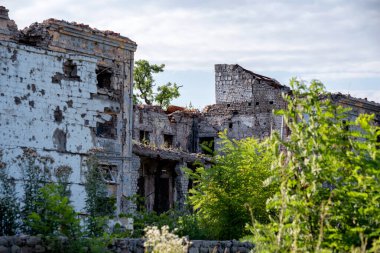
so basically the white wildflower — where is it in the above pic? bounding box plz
[143,225,189,253]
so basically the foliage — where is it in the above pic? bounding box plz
[250,79,380,252]
[18,148,54,232]
[155,82,181,108]
[133,59,181,108]
[84,155,115,236]
[175,212,209,240]
[123,195,203,239]
[144,225,189,253]
[126,196,181,238]
[54,165,73,198]
[199,139,215,156]
[26,183,80,237]
[187,131,276,240]
[40,236,110,253]
[0,149,19,235]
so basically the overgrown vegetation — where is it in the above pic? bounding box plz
[84,155,116,237]
[249,79,380,252]
[0,150,112,252]
[187,131,276,240]
[0,149,19,236]
[133,59,181,109]
[26,183,80,238]
[18,148,54,233]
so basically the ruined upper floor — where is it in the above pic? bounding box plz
[215,64,290,104]
[0,6,136,57]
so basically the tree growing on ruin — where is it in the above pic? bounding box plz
[133,60,181,108]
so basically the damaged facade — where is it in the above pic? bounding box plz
[0,6,136,214]
[1,6,380,215]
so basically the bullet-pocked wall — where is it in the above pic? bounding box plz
[0,6,137,214]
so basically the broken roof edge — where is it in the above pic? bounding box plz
[135,104,200,116]
[42,18,137,47]
[215,63,290,90]
[132,141,210,163]
[330,92,380,109]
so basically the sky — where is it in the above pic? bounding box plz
[2,0,380,108]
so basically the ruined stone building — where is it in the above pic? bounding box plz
[130,65,380,213]
[0,6,136,214]
[1,6,379,215]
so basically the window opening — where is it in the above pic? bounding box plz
[140,131,150,144]
[63,60,80,81]
[163,134,174,148]
[96,114,117,139]
[96,66,113,90]
[199,137,214,155]
[99,164,118,183]
[139,110,143,124]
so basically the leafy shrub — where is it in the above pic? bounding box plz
[187,131,276,240]
[27,183,80,238]
[176,212,209,240]
[130,206,181,238]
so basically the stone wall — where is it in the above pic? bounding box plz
[133,105,198,152]
[0,236,254,253]
[215,64,289,104]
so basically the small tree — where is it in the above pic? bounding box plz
[84,155,115,236]
[18,148,54,232]
[27,183,80,238]
[155,82,181,108]
[133,59,181,108]
[0,149,19,235]
[188,131,275,240]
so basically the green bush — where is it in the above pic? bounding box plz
[176,212,208,240]
[187,131,276,240]
[26,183,80,238]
